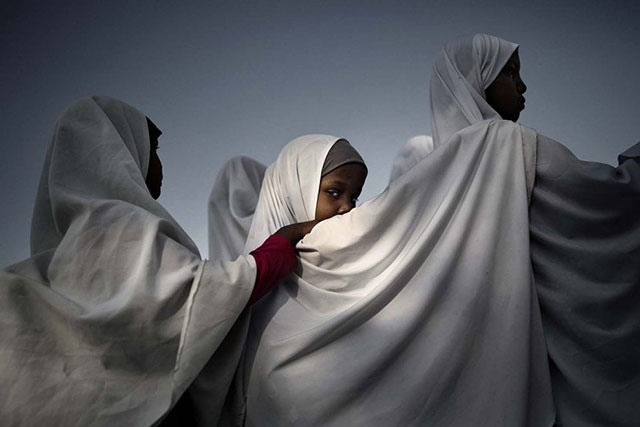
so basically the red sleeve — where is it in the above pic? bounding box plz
[248,233,297,306]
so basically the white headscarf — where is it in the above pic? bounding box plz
[208,156,267,261]
[430,33,518,147]
[244,134,347,253]
[0,96,255,426]
[240,79,552,426]
[389,134,435,183]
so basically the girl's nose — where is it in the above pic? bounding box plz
[518,77,527,94]
[338,199,353,215]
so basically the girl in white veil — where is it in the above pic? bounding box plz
[522,61,639,427]
[445,34,640,426]
[0,97,309,426]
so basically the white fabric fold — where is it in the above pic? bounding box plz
[0,96,254,426]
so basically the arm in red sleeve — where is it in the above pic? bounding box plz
[248,233,298,306]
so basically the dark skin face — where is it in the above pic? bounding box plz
[485,50,527,122]
[315,162,368,222]
[145,118,163,199]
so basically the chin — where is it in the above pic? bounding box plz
[508,111,521,122]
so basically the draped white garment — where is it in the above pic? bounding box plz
[239,111,552,427]
[0,96,255,426]
[392,33,640,425]
[530,136,640,427]
[431,32,640,425]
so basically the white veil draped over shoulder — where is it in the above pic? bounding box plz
[240,32,554,424]
[0,96,255,426]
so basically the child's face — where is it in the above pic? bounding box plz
[315,163,367,221]
[145,118,163,200]
[485,50,527,122]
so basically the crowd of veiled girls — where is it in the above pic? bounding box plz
[1,34,638,427]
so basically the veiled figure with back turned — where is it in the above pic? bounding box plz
[433,34,640,427]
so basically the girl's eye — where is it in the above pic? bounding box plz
[328,190,340,199]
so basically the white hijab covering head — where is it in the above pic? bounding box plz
[208,156,267,260]
[430,33,518,147]
[30,95,196,255]
[244,134,351,252]
[1,96,255,425]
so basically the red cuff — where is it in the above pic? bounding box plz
[248,233,297,305]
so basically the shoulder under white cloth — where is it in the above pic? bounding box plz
[240,121,552,425]
[0,96,255,426]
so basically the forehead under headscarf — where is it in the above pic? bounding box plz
[321,139,367,177]
[430,34,518,148]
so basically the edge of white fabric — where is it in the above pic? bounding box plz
[520,125,537,203]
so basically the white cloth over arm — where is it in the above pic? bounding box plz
[0,96,255,426]
[240,127,552,426]
[530,136,640,427]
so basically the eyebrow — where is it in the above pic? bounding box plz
[325,179,355,190]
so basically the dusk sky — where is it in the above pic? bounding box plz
[2,0,639,266]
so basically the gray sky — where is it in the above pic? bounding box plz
[2,0,639,266]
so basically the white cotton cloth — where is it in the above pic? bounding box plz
[389,135,434,183]
[239,103,552,427]
[208,156,267,261]
[530,136,640,426]
[0,96,255,426]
